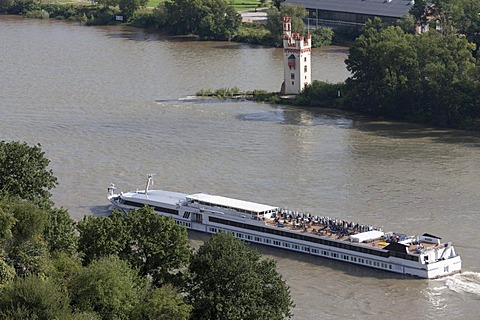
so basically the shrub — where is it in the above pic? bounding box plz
[234,23,271,45]
[25,9,49,19]
[128,11,158,28]
[296,80,346,107]
[311,26,333,48]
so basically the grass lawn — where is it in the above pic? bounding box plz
[50,0,266,11]
[145,0,265,11]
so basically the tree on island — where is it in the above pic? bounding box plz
[343,17,480,128]
[187,232,294,320]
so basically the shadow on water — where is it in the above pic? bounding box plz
[187,230,418,281]
[353,119,480,147]
[155,97,234,104]
[88,205,114,217]
[99,26,267,50]
[237,106,355,128]
[97,25,198,42]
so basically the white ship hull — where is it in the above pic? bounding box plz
[107,179,462,279]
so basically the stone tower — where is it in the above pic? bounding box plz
[281,17,312,95]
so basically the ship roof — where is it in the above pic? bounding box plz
[124,189,187,206]
[187,193,278,214]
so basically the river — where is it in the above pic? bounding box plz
[1,15,479,320]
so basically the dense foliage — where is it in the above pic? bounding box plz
[0,141,57,206]
[411,0,480,47]
[70,256,145,319]
[297,80,346,107]
[0,141,294,318]
[77,206,191,286]
[188,232,294,320]
[162,0,242,40]
[344,18,480,128]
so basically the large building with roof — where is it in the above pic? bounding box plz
[284,0,414,30]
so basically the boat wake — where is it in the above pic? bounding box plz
[444,272,480,297]
[155,96,225,104]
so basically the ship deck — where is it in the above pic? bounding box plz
[263,217,436,255]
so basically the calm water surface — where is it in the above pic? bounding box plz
[1,16,479,320]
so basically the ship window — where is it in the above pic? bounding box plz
[153,206,178,215]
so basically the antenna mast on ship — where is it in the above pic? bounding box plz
[145,174,154,195]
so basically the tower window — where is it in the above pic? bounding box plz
[291,73,295,79]
[304,66,307,72]
[304,57,307,62]
[291,81,294,85]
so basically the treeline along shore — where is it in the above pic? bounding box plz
[2,0,480,130]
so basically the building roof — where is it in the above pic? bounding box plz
[284,0,414,19]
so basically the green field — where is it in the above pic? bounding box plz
[144,0,265,11]
[50,0,266,11]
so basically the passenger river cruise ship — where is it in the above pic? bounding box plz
[107,175,461,279]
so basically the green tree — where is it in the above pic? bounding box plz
[96,0,118,9]
[297,80,345,107]
[125,206,191,286]
[436,0,480,51]
[77,210,130,265]
[197,0,241,40]
[77,207,190,286]
[0,141,57,206]
[0,0,14,12]
[0,260,15,289]
[311,26,333,48]
[0,276,71,320]
[397,13,416,34]
[44,207,78,256]
[345,17,480,127]
[0,196,51,277]
[187,232,294,320]
[272,0,284,9]
[47,252,83,288]
[70,256,145,320]
[164,0,241,40]
[118,0,147,21]
[131,284,192,320]
[6,240,49,277]
[0,204,16,243]
[345,19,418,116]
[412,30,478,125]
[7,199,47,244]
[266,4,307,46]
